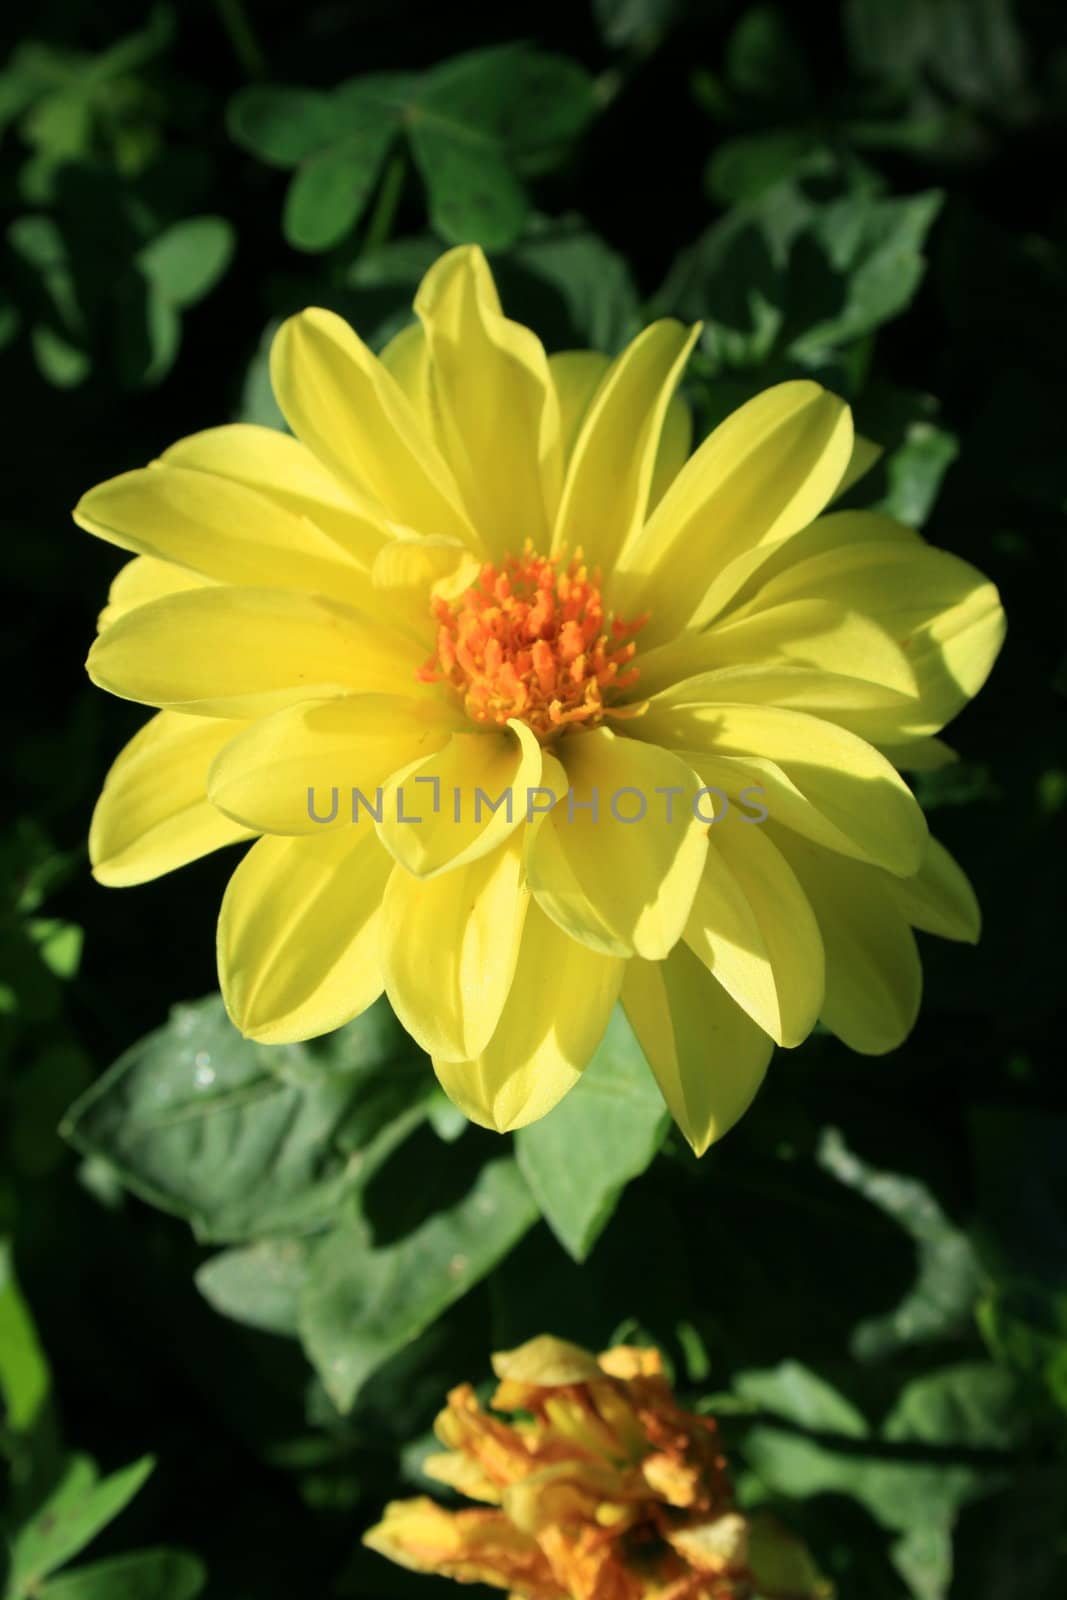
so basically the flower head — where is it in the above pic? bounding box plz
[79,245,1004,1150]
[363,1334,832,1600]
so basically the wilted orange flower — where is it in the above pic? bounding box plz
[364,1336,831,1600]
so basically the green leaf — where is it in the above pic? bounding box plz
[843,0,1025,109]
[408,117,527,250]
[196,1239,312,1338]
[818,1127,984,1360]
[408,46,593,248]
[883,1363,1022,1451]
[734,1360,869,1437]
[27,918,83,980]
[283,119,397,252]
[299,1156,537,1410]
[790,190,943,353]
[978,1281,1067,1416]
[137,217,234,307]
[515,1008,668,1262]
[507,220,641,351]
[724,4,813,109]
[417,46,594,168]
[86,5,174,83]
[30,325,90,388]
[738,1362,1020,1600]
[9,1454,154,1593]
[875,420,959,526]
[227,86,342,166]
[239,320,287,428]
[592,0,681,49]
[62,996,435,1243]
[0,1240,50,1434]
[707,130,822,206]
[36,1548,206,1600]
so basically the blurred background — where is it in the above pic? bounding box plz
[2,2,1066,1597]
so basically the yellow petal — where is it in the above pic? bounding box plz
[415,245,562,552]
[88,586,422,718]
[90,712,252,886]
[684,814,824,1046]
[207,693,459,834]
[878,736,958,771]
[771,828,922,1054]
[622,380,854,642]
[75,463,374,603]
[491,1335,601,1386]
[622,945,773,1156]
[635,600,918,699]
[371,531,481,621]
[97,555,213,631]
[721,507,921,614]
[218,827,392,1043]
[270,307,476,543]
[363,1497,538,1588]
[553,320,700,573]
[832,431,882,501]
[527,729,708,959]
[377,720,541,877]
[549,350,610,464]
[160,422,389,569]
[379,321,433,428]
[883,834,981,942]
[635,698,927,875]
[649,390,693,510]
[433,904,623,1132]
[733,520,1005,734]
[638,659,922,750]
[665,501,920,633]
[363,1498,459,1574]
[381,837,528,1062]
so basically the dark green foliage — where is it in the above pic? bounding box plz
[3,2,1066,1597]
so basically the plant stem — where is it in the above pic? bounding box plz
[362,151,406,256]
[215,0,268,80]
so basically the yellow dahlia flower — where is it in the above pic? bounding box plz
[363,1334,831,1600]
[79,245,1004,1151]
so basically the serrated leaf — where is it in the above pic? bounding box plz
[875,420,959,526]
[818,1127,984,1360]
[299,1156,537,1410]
[739,1361,1019,1600]
[791,190,943,352]
[515,1008,668,1262]
[735,1360,869,1436]
[883,1362,1022,1451]
[62,996,435,1243]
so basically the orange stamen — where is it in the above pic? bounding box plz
[417,541,645,741]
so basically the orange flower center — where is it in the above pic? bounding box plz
[417,542,645,742]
